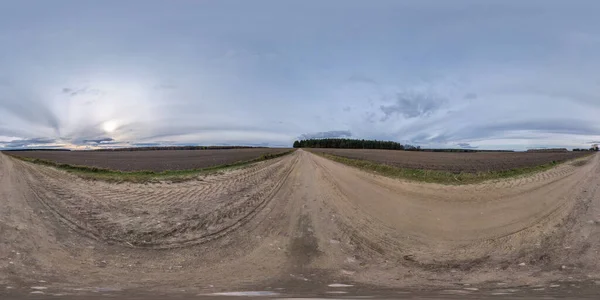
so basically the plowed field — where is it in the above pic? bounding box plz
[308,148,590,173]
[5,148,291,172]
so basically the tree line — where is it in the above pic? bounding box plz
[292,138,420,150]
[292,138,521,152]
[573,147,599,152]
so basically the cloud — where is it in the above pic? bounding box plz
[1,1,600,150]
[62,123,110,145]
[82,137,114,144]
[403,118,600,148]
[300,130,352,139]
[0,96,61,135]
[154,83,177,90]
[0,137,57,149]
[408,132,455,145]
[380,91,447,121]
[464,93,478,100]
[457,143,478,149]
[347,75,377,85]
[479,119,600,137]
[61,87,103,97]
[131,142,162,147]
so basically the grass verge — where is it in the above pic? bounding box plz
[311,151,594,185]
[5,150,296,183]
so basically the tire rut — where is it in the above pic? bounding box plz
[11,153,299,249]
[2,150,600,293]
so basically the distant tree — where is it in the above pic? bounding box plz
[293,138,405,150]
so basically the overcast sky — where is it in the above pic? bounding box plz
[1,0,599,150]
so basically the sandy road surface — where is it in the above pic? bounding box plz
[1,150,600,298]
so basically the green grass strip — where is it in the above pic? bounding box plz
[6,150,296,183]
[311,151,593,185]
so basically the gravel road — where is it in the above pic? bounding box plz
[1,150,600,299]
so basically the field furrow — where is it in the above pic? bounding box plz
[13,152,298,248]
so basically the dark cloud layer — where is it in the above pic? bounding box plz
[65,122,120,145]
[380,92,446,121]
[300,130,352,139]
[457,143,478,149]
[0,138,57,149]
[82,137,114,144]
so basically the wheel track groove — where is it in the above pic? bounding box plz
[11,153,298,249]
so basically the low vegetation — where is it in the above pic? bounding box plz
[6,150,295,183]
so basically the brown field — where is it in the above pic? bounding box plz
[2,150,600,298]
[5,148,292,172]
[307,148,590,173]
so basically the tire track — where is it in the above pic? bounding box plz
[11,153,299,249]
[2,150,600,293]
[305,150,597,264]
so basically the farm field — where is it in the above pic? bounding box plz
[5,148,292,172]
[307,148,590,173]
[1,149,600,299]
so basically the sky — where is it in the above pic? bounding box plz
[1,0,600,150]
